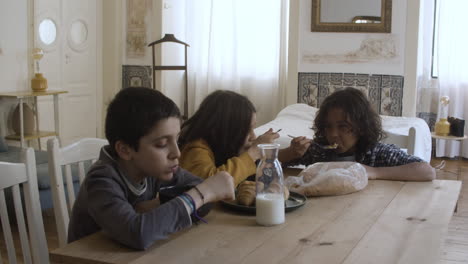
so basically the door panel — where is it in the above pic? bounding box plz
[35,0,99,146]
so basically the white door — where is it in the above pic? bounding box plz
[34,0,101,146]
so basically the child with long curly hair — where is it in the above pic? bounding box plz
[286,87,435,181]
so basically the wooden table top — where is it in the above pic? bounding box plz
[50,180,461,264]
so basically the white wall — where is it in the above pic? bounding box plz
[0,0,32,137]
[0,0,30,93]
[102,0,123,136]
[102,0,166,134]
[160,0,187,115]
[107,0,186,115]
[287,0,420,117]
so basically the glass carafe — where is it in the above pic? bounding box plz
[255,143,285,226]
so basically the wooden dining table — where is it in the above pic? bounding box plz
[50,179,461,264]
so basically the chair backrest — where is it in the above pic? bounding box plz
[47,137,108,247]
[382,127,416,155]
[0,148,49,263]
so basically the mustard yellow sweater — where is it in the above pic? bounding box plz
[180,139,256,186]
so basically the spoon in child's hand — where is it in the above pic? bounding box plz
[288,134,338,149]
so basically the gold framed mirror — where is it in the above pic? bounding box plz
[311,0,392,33]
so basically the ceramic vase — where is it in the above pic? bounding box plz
[31,73,48,92]
[435,118,450,136]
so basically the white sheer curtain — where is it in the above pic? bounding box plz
[435,0,468,158]
[416,0,438,116]
[185,0,288,125]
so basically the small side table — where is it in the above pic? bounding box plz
[431,133,468,142]
[0,90,68,149]
[431,133,468,156]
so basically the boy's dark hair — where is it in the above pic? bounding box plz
[313,87,385,159]
[105,87,180,151]
[179,90,256,167]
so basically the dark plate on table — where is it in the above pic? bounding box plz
[220,191,306,214]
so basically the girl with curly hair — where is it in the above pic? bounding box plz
[286,87,435,181]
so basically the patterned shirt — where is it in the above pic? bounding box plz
[285,142,423,167]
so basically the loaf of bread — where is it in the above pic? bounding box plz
[236,181,257,206]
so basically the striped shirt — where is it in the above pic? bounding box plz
[285,142,423,167]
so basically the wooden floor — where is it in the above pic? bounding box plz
[433,158,468,264]
[1,158,468,263]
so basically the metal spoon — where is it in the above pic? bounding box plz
[287,134,338,149]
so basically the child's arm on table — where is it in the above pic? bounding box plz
[363,162,436,181]
[136,168,204,213]
[135,193,160,213]
[87,171,233,250]
[181,144,257,186]
[139,169,234,213]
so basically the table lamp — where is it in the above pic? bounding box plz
[31,48,48,92]
[435,95,450,136]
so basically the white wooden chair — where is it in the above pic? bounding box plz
[382,127,416,155]
[47,137,108,247]
[0,148,49,263]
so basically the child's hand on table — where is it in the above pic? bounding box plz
[195,171,235,205]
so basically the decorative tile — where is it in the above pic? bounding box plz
[317,84,330,106]
[355,74,370,87]
[369,75,381,88]
[298,73,319,107]
[122,65,152,89]
[381,75,404,89]
[417,112,437,131]
[380,87,402,116]
[330,73,343,85]
[368,87,381,114]
[343,73,356,87]
[298,72,404,116]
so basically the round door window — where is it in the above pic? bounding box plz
[70,20,88,46]
[38,18,57,45]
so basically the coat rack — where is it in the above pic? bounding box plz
[148,34,190,119]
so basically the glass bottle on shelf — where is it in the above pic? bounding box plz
[255,143,285,226]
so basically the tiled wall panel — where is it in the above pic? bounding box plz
[122,65,152,89]
[298,72,404,116]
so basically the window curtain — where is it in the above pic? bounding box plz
[435,0,468,158]
[416,0,438,120]
[185,0,288,125]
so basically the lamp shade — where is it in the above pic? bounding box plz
[32,48,44,60]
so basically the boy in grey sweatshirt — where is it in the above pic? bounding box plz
[68,87,235,250]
